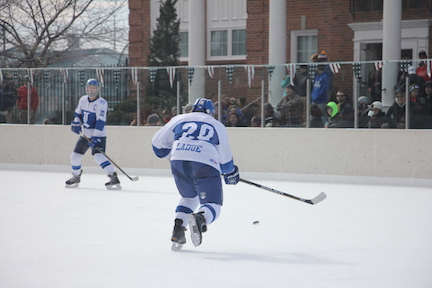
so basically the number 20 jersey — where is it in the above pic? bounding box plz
[151,112,235,174]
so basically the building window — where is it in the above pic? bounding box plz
[180,31,188,57]
[232,29,246,55]
[290,30,318,64]
[297,35,318,63]
[211,30,228,56]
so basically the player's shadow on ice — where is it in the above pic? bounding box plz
[178,250,353,265]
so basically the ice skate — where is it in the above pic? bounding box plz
[171,219,186,251]
[188,212,207,247]
[105,172,121,190]
[65,171,82,188]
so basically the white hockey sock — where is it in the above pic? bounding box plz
[93,153,115,175]
[70,152,83,175]
[175,196,199,226]
[198,203,221,224]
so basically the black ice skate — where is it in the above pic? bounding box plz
[188,212,207,247]
[171,219,187,251]
[105,172,121,190]
[65,171,82,188]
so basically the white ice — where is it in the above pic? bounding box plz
[0,167,431,288]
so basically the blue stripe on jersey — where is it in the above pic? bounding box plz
[202,204,216,223]
[220,158,234,174]
[95,119,105,131]
[173,121,220,146]
[100,161,111,169]
[74,112,83,122]
[72,165,81,170]
[176,205,194,214]
[152,145,171,158]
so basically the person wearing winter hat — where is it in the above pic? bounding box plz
[416,50,431,82]
[367,101,386,128]
[311,65,330,125]
[324,101,338,128]
[409,84,420,101]
[383,92,407,129]
[358,96,371,128]
[276,83,303,127]
[396,66,425,94]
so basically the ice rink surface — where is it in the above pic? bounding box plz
[0,167,431,288]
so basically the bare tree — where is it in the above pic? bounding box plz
[0,0,128,68]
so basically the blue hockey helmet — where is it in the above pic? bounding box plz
[192,98,215,116]
[86,78,99,98]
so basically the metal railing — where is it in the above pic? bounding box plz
[0,59,430,129]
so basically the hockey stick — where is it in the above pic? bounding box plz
[81,134,139,182]
[239,178,326,205]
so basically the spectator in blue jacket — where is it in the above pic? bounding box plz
[311,65,329,125]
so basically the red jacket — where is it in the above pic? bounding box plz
[17,85,39,111]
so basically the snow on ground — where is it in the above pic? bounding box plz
[0,168,431,288]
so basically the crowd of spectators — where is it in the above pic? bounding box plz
[130,50,432,129]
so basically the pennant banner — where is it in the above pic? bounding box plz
[27,69,34,86]
[12,69,19,86]
[307,64,317,80]
[78,69,85,86]
[187,67,195,85]
[267,66,275,80]
[286,64,296,84]
[149,68,157,84]
[131,68,138,86]
[245,66,255,88]
[329,62,341,74]
[207,66,215,79]
[399,60,412,72]
[427,60,431,78]
[61,68,68,84]
[353,63,362,80]
[44,69,51,87]
[166,67,176,88]
[113,69,121,88]
[96,68,105,87]
[226,65,235,84]
[374,61,385,71]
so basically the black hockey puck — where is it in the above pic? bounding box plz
[253,221,259,225]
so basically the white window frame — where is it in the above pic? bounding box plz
[207,28,247,61]
[290,29,318,64]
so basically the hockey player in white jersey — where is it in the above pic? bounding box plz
[152,98,240,250]
[65,78,121,190]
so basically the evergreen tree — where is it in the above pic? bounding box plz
[146,0,181,111]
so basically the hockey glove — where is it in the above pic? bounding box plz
[71,121,82,134]
[88,137,101,149]
[223,165,239,185]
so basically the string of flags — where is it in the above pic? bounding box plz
[2,61,429,90]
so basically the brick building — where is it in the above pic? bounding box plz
[129,0,431,107]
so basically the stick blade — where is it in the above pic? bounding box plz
[131,176,139,181]
[307,192,327,205]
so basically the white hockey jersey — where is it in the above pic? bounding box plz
[152,112,235,174]
[74,95,108,138]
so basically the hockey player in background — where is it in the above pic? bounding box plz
[65,78,121,190]
[152,98,240,250]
